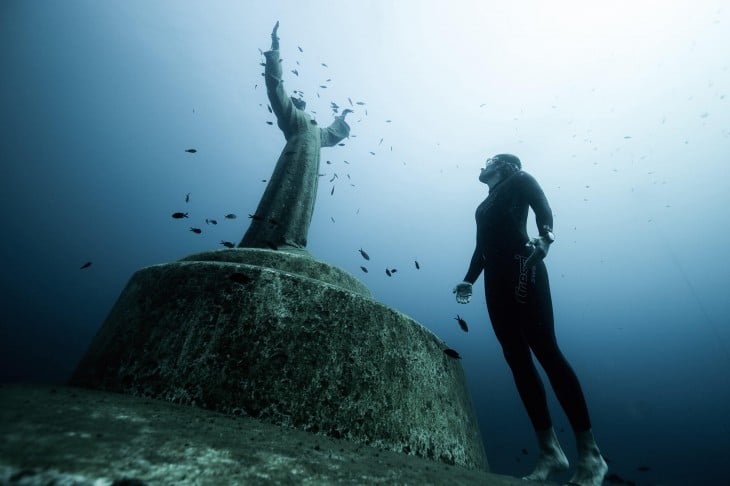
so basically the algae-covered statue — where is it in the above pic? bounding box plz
[239,21,352,253]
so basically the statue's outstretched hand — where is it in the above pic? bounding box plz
[524,237,551,269]
[271,21,280,50]
[339,108,353,120]
[453,281,473,304]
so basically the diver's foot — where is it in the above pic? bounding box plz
[522,449,569,481]
[565,453,608,486]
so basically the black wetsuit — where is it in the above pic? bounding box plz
[464,170,591,432]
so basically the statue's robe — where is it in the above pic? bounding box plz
[239,49,350,251]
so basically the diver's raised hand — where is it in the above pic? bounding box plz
[271,21,280,50]
[453,281,473,304]
[524,236,551,269]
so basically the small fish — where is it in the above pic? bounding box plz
[338,143,345,146]
[291,69,299,76]
[79,261,92,270]
[267,104,272,113]
[386,268,392,277]
[356,101,366,105]
[185,193,190,203]
[358,248,370,260]
[185,148,197,153]
[385,119,391,123]
[330,186,335,195]
[205,219,218,225]
[348,97,353,106]
[319,85,327,89]
[190,227,202,234]
[623,135,632,139]
[390,268,397,273]
[414,260,420,269]
[455,314,469,332]
[220,240,235,248]
[326,160,332,164]
[248,213,264,221]
[225,213,237,219]
[321,63,328,67]
[229,273,251,285]
[329,174,338,182]
[172,212,188,219]
[378,138,383,145]
[266,121,273,125]
[369,151,375,155]
[330,216,335,223]
[443,348,461,359]
[298,46,303,52]
[360,266,368,273]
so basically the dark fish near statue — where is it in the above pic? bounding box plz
[172,212,188,219]
[443,348,461,359]
[455,314,469,332]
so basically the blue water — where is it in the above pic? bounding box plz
[2,2,729,484]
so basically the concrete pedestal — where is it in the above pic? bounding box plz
[70,249,488,470]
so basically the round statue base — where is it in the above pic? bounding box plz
[70,249,488,470]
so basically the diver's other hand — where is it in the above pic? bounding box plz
[271,21,280,50]
[453,281,473,304]
[524,236,551,269]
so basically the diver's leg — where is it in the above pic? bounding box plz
[522,427,569,481]
[565,430,608,486]
[487,296,552,433]
[524,262,606,486]
[486,277,567,481]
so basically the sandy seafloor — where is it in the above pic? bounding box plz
[0,384,551,485]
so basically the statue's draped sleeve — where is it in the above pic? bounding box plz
[320,117,350,147]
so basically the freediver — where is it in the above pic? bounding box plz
[453,154,608,486]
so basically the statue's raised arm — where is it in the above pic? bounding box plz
[271,20,279,50]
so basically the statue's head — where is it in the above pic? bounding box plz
[291,96,306,111]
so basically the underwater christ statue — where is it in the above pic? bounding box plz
[238,21,351,253]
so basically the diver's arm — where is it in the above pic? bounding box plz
[454,234,484,304]
[463,246,484,285]
[524,173,554,268]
